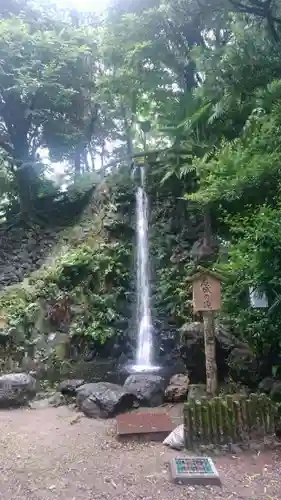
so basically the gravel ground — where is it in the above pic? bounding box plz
[0,406,280,500]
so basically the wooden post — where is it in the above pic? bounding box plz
[188,267,223,397]
[203,311,218,396]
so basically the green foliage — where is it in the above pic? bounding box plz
[55,245,97,289]
[3,0,281,381]
[215,204,281,365]
[0,288,38,337]
[155,265,192,324]
[0,1,101,215]
[189,104,281,207]
[0,238,132,347]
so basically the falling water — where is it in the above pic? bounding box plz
[134,167,154,369]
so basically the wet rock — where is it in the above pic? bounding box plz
[180,321,255,385]
[180,321,241,352]
[180,322,226,382]
[76,382,138,418]
[165,373,190,402]
[0,372,36,408]
[117,353,132,368]
[123,373,165,407]
[228,443,243,454]
[188,383,207,400]
[157,356,187,383]
[59,379,85,396]
[228,345,258,386]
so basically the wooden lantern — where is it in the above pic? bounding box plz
[188,268,222,312]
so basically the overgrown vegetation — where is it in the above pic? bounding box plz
[0,183,132,359]
[1,0,281,381]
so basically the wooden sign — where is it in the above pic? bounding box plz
[189,269,222,312]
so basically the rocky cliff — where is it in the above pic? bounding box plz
[0,172,261,387]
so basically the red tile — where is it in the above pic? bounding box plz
[116,412,175,440]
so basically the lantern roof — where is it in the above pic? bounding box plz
[187,266,225,283]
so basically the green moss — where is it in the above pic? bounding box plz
[0,182,134,355]
[0,239,131,345]
[184,394,276,448]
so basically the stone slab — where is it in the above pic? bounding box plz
[169,457,221,486]
[116,412,175,441]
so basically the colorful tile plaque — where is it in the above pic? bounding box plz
[169,457,221,486]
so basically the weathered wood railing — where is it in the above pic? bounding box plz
[184,394,276,449]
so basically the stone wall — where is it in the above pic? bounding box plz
[0,226,61,288]
[0,189,94,289]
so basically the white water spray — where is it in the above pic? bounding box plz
[135,167,154,370]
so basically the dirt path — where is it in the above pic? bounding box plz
[0,406,280,500]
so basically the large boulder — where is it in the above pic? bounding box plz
[0,372,36,408]
[157,354,188,383]
[228,345,258,386]
[76,382,138,418]
[180,321,255,385]
[180,322,227,382]
[123,373,165,407]
[59,379,85,396]
[165,373,190,402]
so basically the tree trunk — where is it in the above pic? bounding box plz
[14,162,35,220]
[10,127,38,220]
[203,311,218,396]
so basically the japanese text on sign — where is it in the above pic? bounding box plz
[192,274,221,311]
[200,278,212,310]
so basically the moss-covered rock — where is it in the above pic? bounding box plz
[184,393,276,449]
[0,184,135,375]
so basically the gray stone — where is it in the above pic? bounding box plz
[123,373,165,407]
[117,353,129,367]
[167,358,187,377]
[0,372,36,408]
[180,321,204,341]
[59,379,85,396]
[158,358,188,383]
[179,322,227,383]
[228,443,243,454]
[228,345,258,385]
[180,322,243,351]
[180,321,255,384]
[165,373,190,402]
[76,382,138,418]
[188,384,207,400]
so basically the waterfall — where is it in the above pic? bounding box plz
[135,167,154,369]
